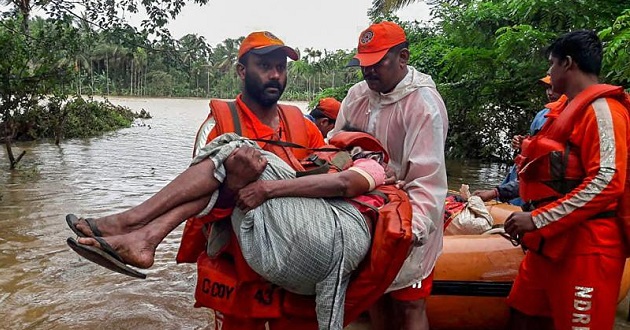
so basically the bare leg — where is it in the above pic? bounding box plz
[369,295,395,330]
[74,146,267,237]
[75,158,220,236]
[394,298,429,330]
[78,196,211,268]
[506,308,554,330]
[75,147,269,267]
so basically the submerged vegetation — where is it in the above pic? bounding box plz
[8,97,145,142]
[0,0,629,169]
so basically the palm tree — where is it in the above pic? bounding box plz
[179,34,212,91]
[74,53,91,95]
[92,44,126,95]
[212,37,242,97]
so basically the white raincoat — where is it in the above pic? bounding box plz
[329,66,448,291]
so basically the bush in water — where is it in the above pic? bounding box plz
[9,96,151,141]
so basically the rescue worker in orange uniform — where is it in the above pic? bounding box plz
[504,30,630,330]
[175,31,325,329]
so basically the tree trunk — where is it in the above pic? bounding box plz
[138,68,141,96]
[106,53,110,95]
[4,118,26,169]
[90,61,94,94]
[318,72,321,91]
[6,140,25,170]
[76,61,81,95]
[130,62,134,95]
[5,131,15,168]
[142,66,146,96]
[139,68,142,96]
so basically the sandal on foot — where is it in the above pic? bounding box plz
[66,237,147,279]
[66,214,103,237]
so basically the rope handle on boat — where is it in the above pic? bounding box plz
[498,232,521,247]
[483,227,521,247]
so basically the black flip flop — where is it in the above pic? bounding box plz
[66,237,147,279]
[66,214,103,237]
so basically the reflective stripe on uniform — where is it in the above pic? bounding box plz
[533,98,618,227]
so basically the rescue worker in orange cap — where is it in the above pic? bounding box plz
[68,30,325,330]
[309,97,341,136]
[177,30,325,329]
[505,30,630,330]
[330,21,449,330]
[473,75,565,206]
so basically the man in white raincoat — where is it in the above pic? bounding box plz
[329,21,449,330]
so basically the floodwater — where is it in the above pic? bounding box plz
[1,97,628,329]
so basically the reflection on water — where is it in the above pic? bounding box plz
[0,97,601,329]
[446,159,511,192]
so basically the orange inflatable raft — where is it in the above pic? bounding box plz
[427,202,630,330]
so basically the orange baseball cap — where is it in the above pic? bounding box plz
[539,75,552,85]
[316,97,341,120]
[347,21,407,67]
[238,31,299,61]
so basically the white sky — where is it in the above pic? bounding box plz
[154,0,432,51]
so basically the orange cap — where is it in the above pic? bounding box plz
[539,75,551,85]
[238,31,299,61]
[316,97,341,120]
[348,21,407,67]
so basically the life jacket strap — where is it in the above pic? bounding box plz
[226,101,242,136]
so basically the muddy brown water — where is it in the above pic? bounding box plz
[1,97,628,329]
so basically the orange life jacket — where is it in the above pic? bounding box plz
[176,100,313,264]
[186,105,413,325]
[297,131,391,176]
[515,84,630,255]
[210,99,311,170]
[620,153,630,257]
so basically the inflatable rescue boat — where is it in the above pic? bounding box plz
[427,202,630,330]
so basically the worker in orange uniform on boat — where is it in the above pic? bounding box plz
[473,75,565,206]
[504,30,630,330]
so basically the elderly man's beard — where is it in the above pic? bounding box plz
[244,71,286,107]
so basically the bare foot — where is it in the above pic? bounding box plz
[77,232,157,269]
[75,214,147,237]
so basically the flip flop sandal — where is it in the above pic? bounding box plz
[66,214,103,237]
[66,237,147,279]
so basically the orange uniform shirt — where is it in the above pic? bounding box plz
[531,96,630,257]
[198,94,324,153]
[177,95,325,264]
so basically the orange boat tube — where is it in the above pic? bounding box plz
[427,202,630,330]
